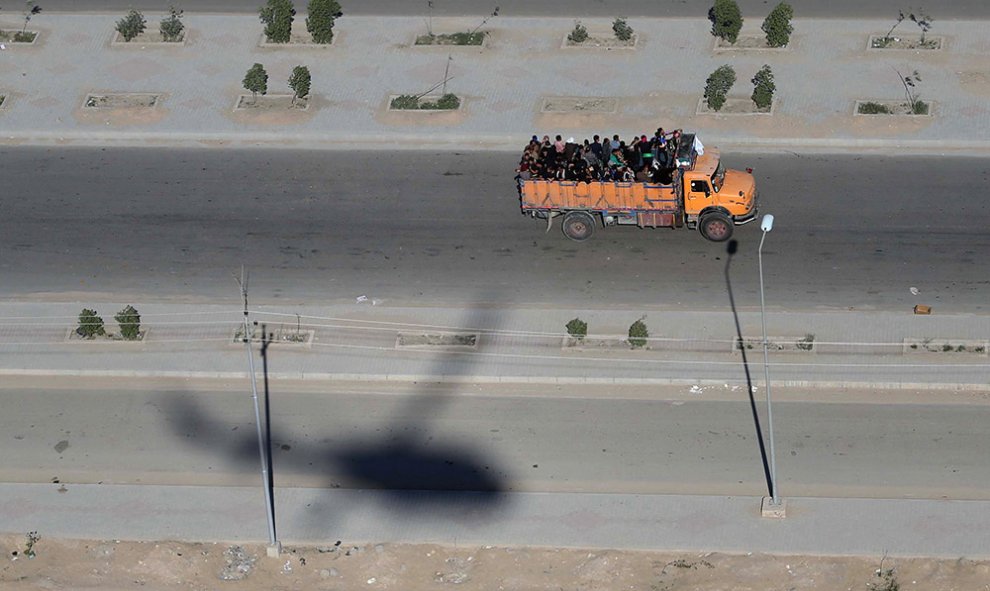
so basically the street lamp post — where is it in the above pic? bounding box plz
[758,214,786,517]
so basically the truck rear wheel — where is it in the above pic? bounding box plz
[562,211,596,241]
[699,212,733,242]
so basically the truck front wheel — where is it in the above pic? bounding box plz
[699,212,733,242]
[562,211,596,241]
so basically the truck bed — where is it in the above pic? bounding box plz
[520,179,682,213]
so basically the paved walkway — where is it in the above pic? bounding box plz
[3,483,990,558]
[2,14,989,150]
[0,301,987,388]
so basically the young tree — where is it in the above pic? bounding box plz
[751,64,775,110]
[467,5,499,36]
[709,0,742,43]
[895,68,926,114]
[612,17,633,41]
[628,317,649,349]
[259,0,295,43]
[704,64,736,111]
[21,0,42,34]
[116,9,147,42]
[288,65,311,104]
[568,20,588,43]
[115,305,141,340]
[243,63,268,104]
[565,318,588,341]
[306,0,340,44]
[909,9,933,45]
[761,2,793,47]
[77,309,106,339]
[160,6,184,42]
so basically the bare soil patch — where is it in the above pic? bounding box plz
[84,93,160,109]
[396,332,478,349]
[714,34,789,50]
[903,338,988,355]
[541,96,617,113]
[697,97,773,115]
[258,30,335,47]
[735,335,816,353]
[75,93,168,126]
[563,33,637,49]
[2,535,989,591]
[235,94,309,111]
[232,325,314,347]
[111,30,186,45]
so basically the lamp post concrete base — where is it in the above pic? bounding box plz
[761,497,787,519]
[266,542,283,558]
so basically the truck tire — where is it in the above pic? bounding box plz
[562,211,596,241]
[699,212,733,242]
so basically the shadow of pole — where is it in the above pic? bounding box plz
[724,239,773,496]
[260,323,277,535]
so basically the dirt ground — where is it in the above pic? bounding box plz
[2,534,989,591]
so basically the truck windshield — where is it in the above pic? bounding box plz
[710,161,726,193]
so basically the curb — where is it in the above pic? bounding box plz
[5,131,990,154]
[0,369,984,391]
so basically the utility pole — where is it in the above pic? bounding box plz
[236,266,281,555]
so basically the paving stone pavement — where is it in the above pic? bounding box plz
[2,14,989,150]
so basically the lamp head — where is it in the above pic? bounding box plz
[761,214,774,233]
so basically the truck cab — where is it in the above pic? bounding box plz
[680,140,758,241]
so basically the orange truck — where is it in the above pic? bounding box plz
[518,133,759,242]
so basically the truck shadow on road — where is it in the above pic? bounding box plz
[724,239,774,497]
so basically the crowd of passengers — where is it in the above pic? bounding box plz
[516,128,700,185]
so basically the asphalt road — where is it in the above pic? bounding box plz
[3,380,987,500]
[1,147,988,312]
[37,1,985,19]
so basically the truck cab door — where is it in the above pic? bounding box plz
[686,179,711,213]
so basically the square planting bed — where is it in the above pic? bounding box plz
[83,93,161,109]
[541,96,617,114]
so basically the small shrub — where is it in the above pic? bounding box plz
[243,63,268,103]
[13,30,36,42]
[448,31,484,45]
[21,1,41,35]
[568,20,588,44]
[306,0,339,44]
[868,566,901,591]
[909,99,929,115]
[24,532,40,559]
[116,9,147,42]
[115,305,141,340]
[288,65,311,103]
[566,318,588,340]
[796,333,814,351]
[704,64,736,112]
[160,6,184,42]
[709,0,742,43]
[751,64,775,110]
[762,2,793,47]
[0,95,5,107]
[390,94,420,110]
[260,0,295,43]
[434,93,460,109]
[612,17,633,41]
[77,309,106,339]
[909,9,932,44]
[628,317,649,349]
[858,101,892,114]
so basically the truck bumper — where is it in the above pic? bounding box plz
[733,190,759,225]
